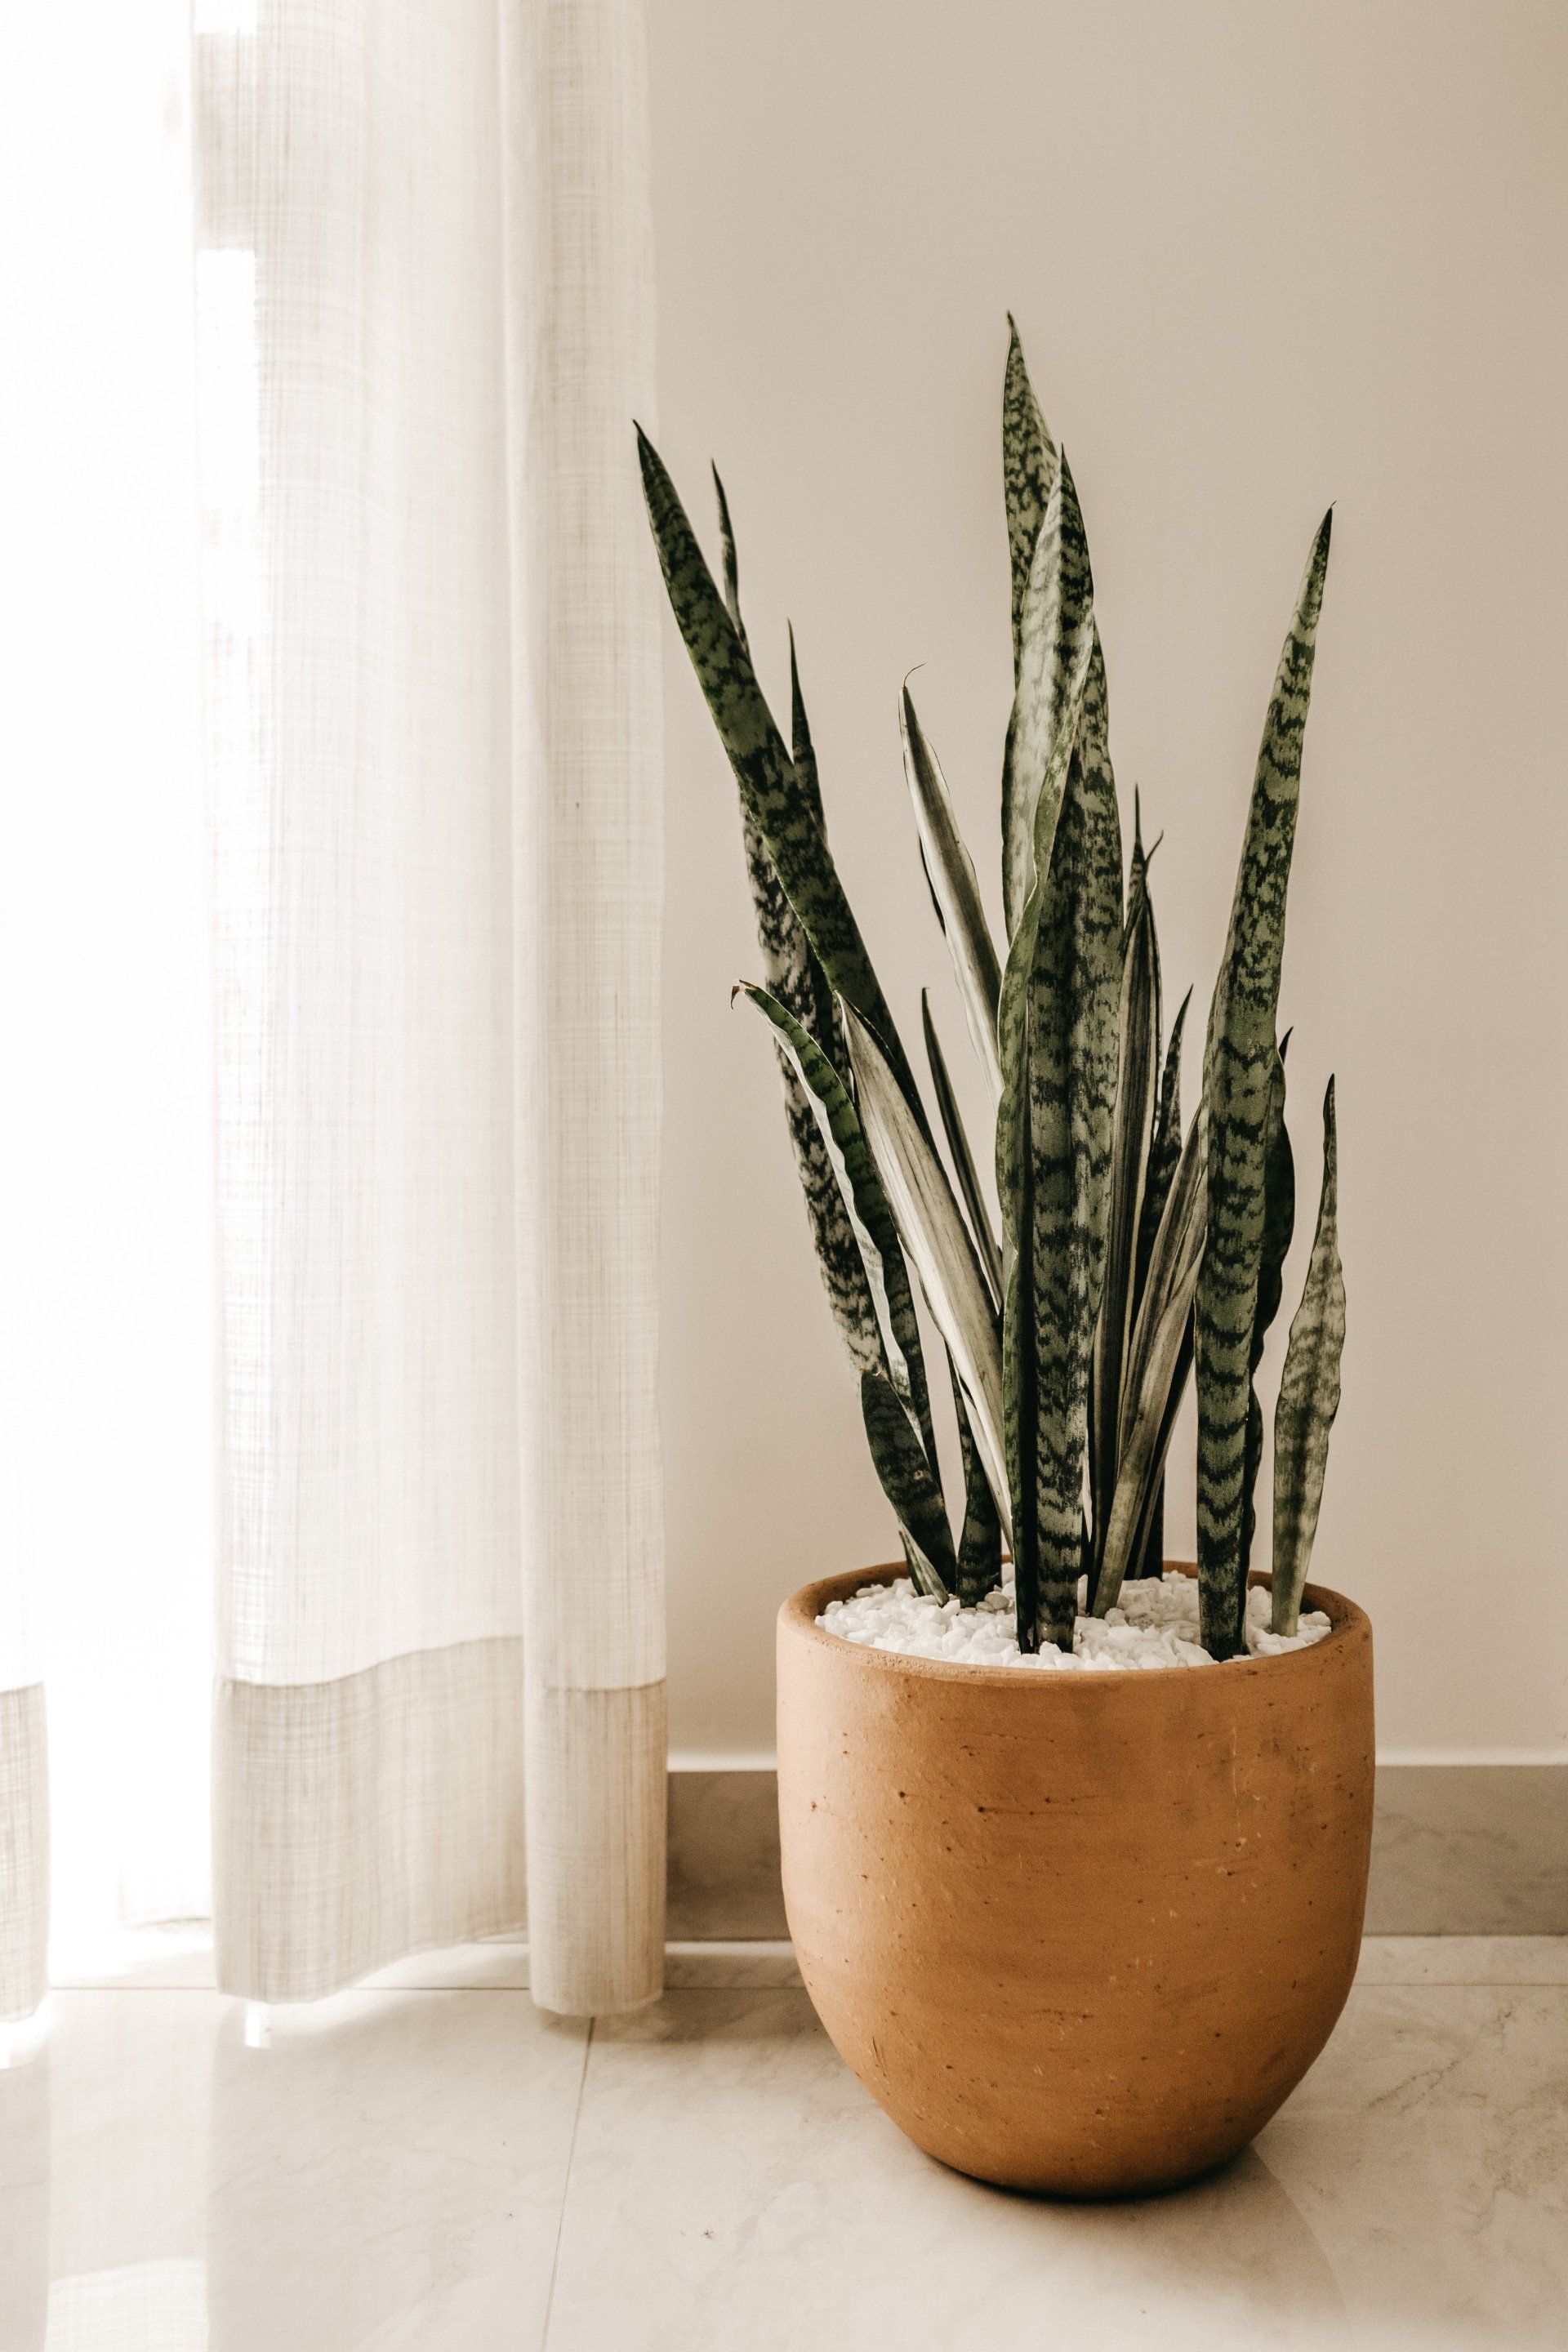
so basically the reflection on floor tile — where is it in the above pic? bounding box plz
[47,2258,207,2351]
[1,1958,1564,2352]
[546,1983,1568,2352]
[0,1990,588,2352]
[1264,1984,1568,2346]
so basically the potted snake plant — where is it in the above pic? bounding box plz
[639,321,1365,2199]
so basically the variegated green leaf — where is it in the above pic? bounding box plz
[1096,1304,1197,1619]
[1002,1097,1040,1647]
[1138,987,1189,1307]
[922,993,1003,1310]
[1089,824,1158,1575]
[1092,1109,1206,1613]
[996,541,1096,1650]
[1001,450,1097,940]
[1002,315,1058,684]
[995,457,1098,1277]
[1240,1038,1295,1573]
[1016,649,1124,1650]
[1125,789,1163,928]
[1122,793,1164,1094]
[788,624,825,826]
[1271,1079,1345,1635]
[712,462,747,647]
[710,473,882,1401]
[901,688,1003,1102]
[844,1004,1009,1538]
[734,983,938,1468]
[1120,1107,1208,1438]
[1196,510,1332,1659]
[947,1351,1003,1606]
[639,430,919,1107]
[859,1370,955,1601]
[993,433,1120,1646]
[1126,981,1189,1580]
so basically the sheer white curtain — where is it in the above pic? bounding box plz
[194,0,664,2013]
[2,0,213,2019]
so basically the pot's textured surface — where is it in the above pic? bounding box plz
[777,1565,1374,2198]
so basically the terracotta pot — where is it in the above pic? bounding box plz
[776,1563,1374,2198]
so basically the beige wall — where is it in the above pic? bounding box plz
[651,0,1568,1759]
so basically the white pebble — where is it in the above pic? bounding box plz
[817,1570,1331,1672]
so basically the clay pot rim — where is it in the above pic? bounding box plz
[780,1560,1370,1692]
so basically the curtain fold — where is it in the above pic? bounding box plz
[0,1685,47,2024]
[198,0,664,2015]
[503,0,666,2016]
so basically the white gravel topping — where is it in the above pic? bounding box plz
[817,1570,1331,1671]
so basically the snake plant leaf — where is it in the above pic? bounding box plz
[996,454,1098,1277]
[788,624,826,827]
[1089,837,1158,1575]
[1240,1040,1296,1573]
[1126,982,1191,1588]
[843,1004,1009,1538]
[743,974,954,1590]
[1123,792,1165,1095]
[922,994,1004,1311]
[1271,1079,1345,1635]
[901,688,1003,1102]
[1127,791,1147,912]
[1118,818,1178,1581]
[1138,987,1190,1303]
[1092,1109,1207,1613]
[1096,1298,1197,1619]
[859,1370,955,1601]
[710,474,882,1407]
[996,632,1096,1646]
[996,606,1097,1640]
[1123,1310,1196,1607]
[1195,508,1333,1659]
[1125,788,1165,934]
[947,1352,1004,1605]
[1254,1034,1296,1345]
[1002,448,1097,940]
[712,462,747,647]
[734,983,938,1467]
[1120,1104,1207,1466]
[1017,670,1125,1650]
[1002,316,1058,684]
[711,469,833,1077]
[639,429,920,1107]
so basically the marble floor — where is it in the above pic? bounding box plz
[1,1939,1564,2351]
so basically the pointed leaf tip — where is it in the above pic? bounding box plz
[898,687,1004,1100]
[1269,1070,1345,1634]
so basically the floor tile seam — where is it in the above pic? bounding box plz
[539,2014,594,2352]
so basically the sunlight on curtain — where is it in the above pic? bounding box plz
[0,3,212,1983]
[0,0,665,2014]
[46,2262,207,2352]
[193,0,666,2012]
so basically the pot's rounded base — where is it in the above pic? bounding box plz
[859,2084,1284,2203]
[778,1563,1374,2202]
[921,2140,1249,2203]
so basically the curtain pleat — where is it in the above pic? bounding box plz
[503,0,666,2014]
[198,0,664,2011]
[213,1641,528,2003]
[0,1685,48,2023]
